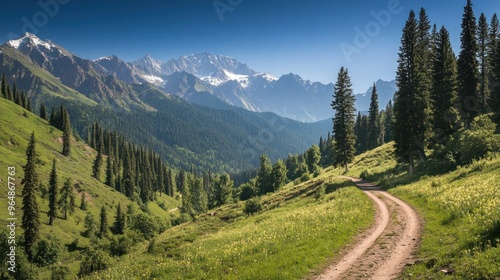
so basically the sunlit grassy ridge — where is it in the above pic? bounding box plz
[342,142,500,279]
[85,175,374,280]
[0,98,180,279]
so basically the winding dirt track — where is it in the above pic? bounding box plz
[314,177,421,280]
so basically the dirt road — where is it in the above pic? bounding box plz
[314,177,421,280]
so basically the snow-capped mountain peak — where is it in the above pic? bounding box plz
[7,32,55,51]
[133,54,164,76]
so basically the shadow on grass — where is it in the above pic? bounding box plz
[324,180,354,194]
[359,158,456,191]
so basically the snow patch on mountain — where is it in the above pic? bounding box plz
[7,33,54,50]
[142,74,165,85]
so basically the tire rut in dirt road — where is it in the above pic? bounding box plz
[313,177,421,280]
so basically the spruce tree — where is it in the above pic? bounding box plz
[416,8,433,139]
[112,203,125,234]
[62,107,71,156]
[394,10,427,174]
[367,83,381,149]
[491,39,500,123]
[331,67,356,173]
[92,145,103,180]
[58,178,75,220]
[212,174,233,207]
[305,145,321,174]
[80,192,87,211]
[21,132,40,260]
[6,84,12,101]
[431,26,460,144]
[457,0,479,128]
[48,158,58,226]
[1,74,6,98]
[384,100,394,143]
[105,157,115,189]
[180,175,193,214]
[271,160,287,191]
[99,206,108,239]
[488,14,499,93]
[190,178,208,214]
[39,104,47,120]
[256,153,272,194]
[477,13,490,112]
[354,112,363,154]
[26,96,32,112]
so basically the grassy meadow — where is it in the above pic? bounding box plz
[84,174,374,280]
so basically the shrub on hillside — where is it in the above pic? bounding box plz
[239,182,256,201]
[78,249,112,277]
[34,234,63,267]
[243,197,262,215]
[130,213,159,240]
[441,115,500,167]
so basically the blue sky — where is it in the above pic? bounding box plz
[0,0,499,93]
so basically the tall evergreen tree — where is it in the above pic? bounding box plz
[384,100,394,143]
[99,206,108,239]
[105,157,115,189]
[6,84,12,101]
[212,174,233,207]
[491,38,500,123]
[190,178,208,214]
[367,83,381,149]
[256,153,272,195]
[271,160,287,191]
[112,203,125,235]
[431,26,460,144]
[58,178,75,220]
[477,13,490,112]
[26,98,32,112]
[121,145,134,198]
[180,175,193,214]
[92,145,103,180]
[457,0,479,128]
[39,103,48,120]
[305,145,321,174]
[488,14,499,93]
[331,67,356,172]
[1,74,6,98]
[62,106,71,156]
[416,8,433,139]
[21,132,40,260]
[80,192,88,211]
[48,158,58,226]
[394,11,427,174]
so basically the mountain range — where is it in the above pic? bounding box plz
[97,49,397,122]
[0,33,336,172]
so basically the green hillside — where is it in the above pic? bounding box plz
[83,140,500,279]
[0,98,180,279]
[83,171,374,280]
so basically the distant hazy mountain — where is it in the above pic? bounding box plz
[354,79,397,112]
[127,52,396,122]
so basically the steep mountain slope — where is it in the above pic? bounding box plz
[4,33,151,110]
[0,98,179,278]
